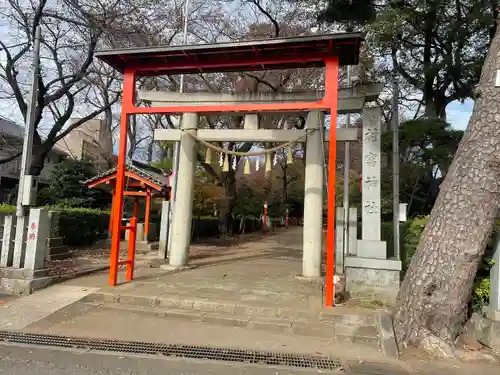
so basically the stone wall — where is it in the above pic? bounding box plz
[46,211,70,260]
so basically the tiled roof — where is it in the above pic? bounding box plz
[83,159,171,189]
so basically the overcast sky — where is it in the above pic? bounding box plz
[447,99,473,130]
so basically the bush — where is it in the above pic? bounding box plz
[55,207,110,246]
[192,217,219,239]
[0,204,109,246]
[0,204,15,214]
[403,216,429,268]
[190,216,263,240]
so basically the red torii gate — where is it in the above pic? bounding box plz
[95,33,364,307]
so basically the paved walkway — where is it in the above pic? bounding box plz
[96,227,326,312]
[0,284,98,330]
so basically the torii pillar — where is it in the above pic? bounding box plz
[303,110,325,278]
[169,113,199,267]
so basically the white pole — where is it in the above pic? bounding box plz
[167,0,190,256]
[13,25,42,267]
[16,25,42,217]
[342,65,352,260]
[392,74,400,260]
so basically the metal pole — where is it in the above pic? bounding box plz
[392,74,400,260]
[16,25,41,218]
[179,0,190,92]
[167,0,190,256]
[342,65,352,260]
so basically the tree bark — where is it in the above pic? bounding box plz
[219,167,237,238]
[393,20,500,356]
[29,132,48,176]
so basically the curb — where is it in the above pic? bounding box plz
[83,292,376,325]
[86,301,381,346]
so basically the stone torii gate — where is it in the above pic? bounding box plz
[95,32,365,306]
[140,86,382,276]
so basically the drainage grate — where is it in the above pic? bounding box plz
[0,331,343,371]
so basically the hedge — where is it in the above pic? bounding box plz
[190,216,263,240]
[0,204,15,214]
[1,204,265,246]
[0,204,110,247]
[56,207,110,246]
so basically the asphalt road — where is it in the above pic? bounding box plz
[0,343,350,375]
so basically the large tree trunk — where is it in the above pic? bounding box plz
[282,163,288,203]
[393,21,500,356]
[29,132,49,176]
[219,168,237,237]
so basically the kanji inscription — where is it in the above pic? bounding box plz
[363,176,379,189]
[363,127,379,142]
[364,152,378,167]
[363,200,379,214]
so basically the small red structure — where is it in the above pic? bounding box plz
[95,33,364,306]
[84,160,171,280]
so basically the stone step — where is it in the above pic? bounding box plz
[47,252,72,261]
[47,237,64,248]
[48,245,72,260]
[87,302,380,347]
[82,292,377,326]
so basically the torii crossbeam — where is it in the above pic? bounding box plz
[95,32,365,307]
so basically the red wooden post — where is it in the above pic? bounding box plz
[108,188,116,236]
[324,56,340,307]
[263,201,268,234]
[109,69,135,287]
[144,188,151,239]
[133,197,139,218]
[126,216,137,281]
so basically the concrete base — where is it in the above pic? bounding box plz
[0,268,49,279]
[345,257,402,304]
[133,241,159,253]
[468,313,500,350]
[1,276,53,295]
[125,223,158,242]
[483,306,500,322]
[357,240,387,259]
[294,275,323,283]
[159,264,197,271]
[0,265,108,296]
[0,268,51,295]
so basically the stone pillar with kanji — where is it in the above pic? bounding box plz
[344,106,402,303]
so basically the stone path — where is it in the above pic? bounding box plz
[81,227,326,312]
